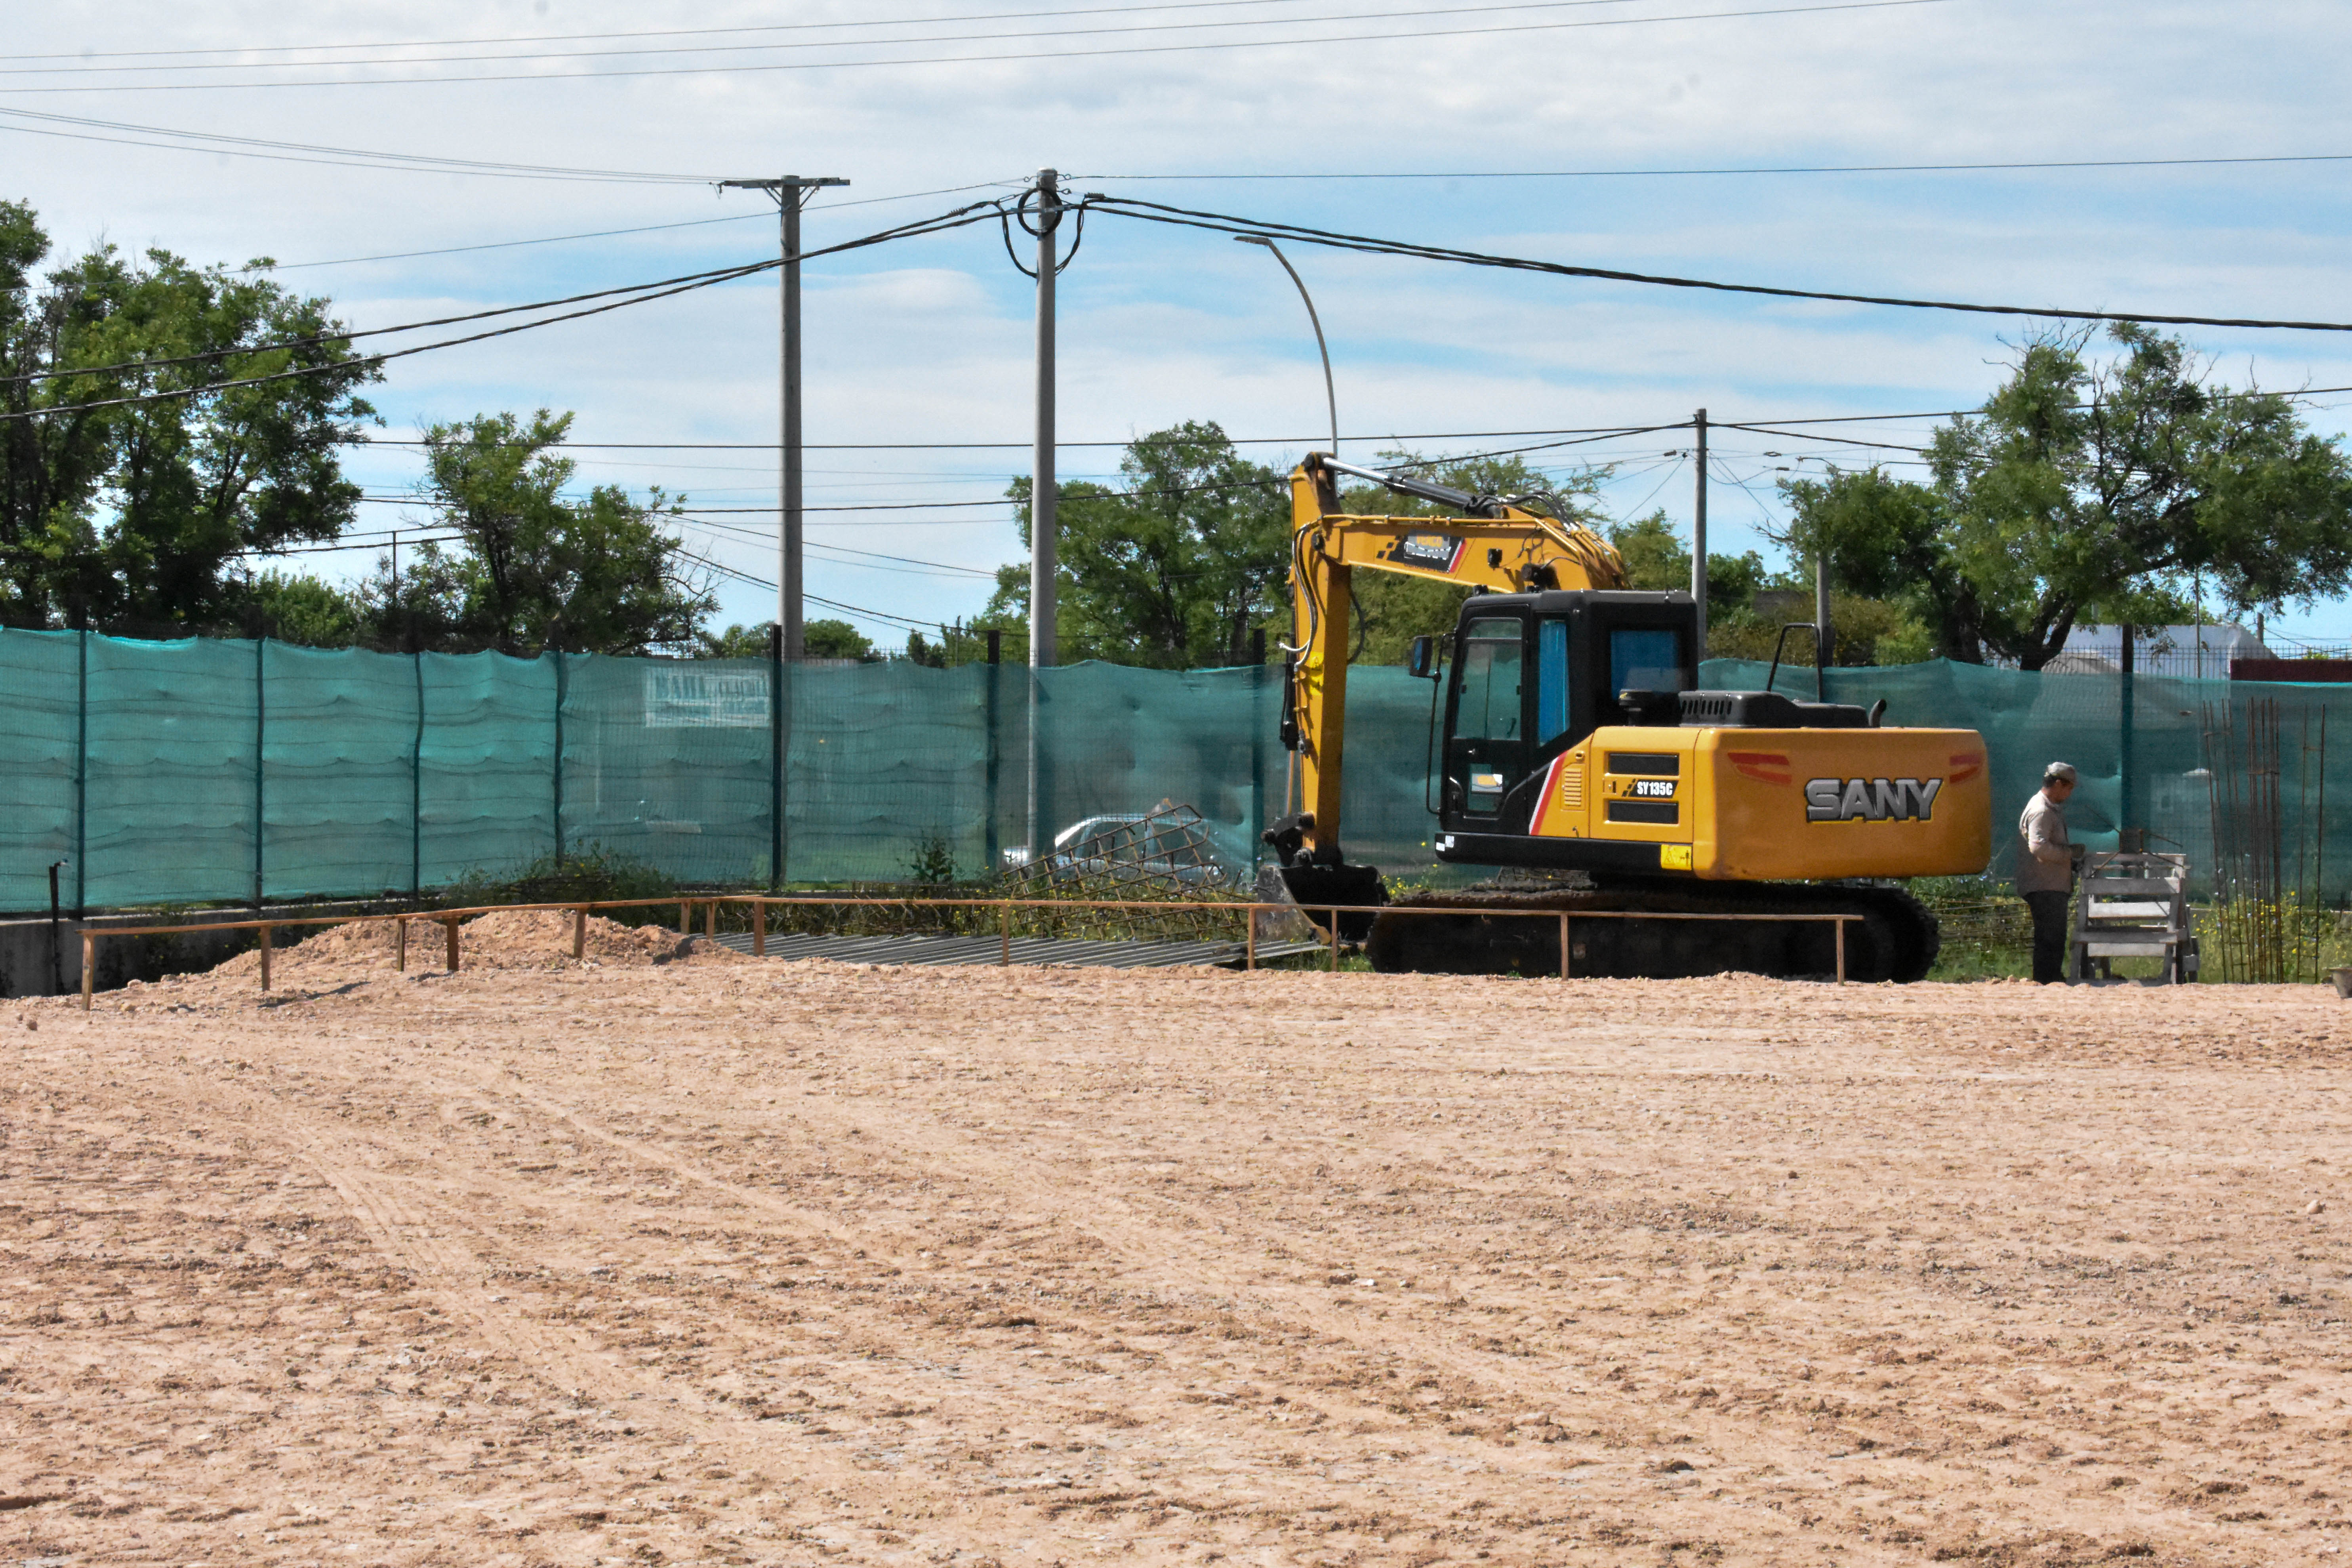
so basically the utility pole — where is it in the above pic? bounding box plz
[1031,168,1061,671]
[719,174,849,658]
[1691,409,1709,660]
[1027,168,1063,861]
[1814,547,1832,674]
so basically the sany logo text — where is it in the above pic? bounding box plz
[1805,777,1943,822]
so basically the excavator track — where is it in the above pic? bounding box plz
[1364,879,1940,983]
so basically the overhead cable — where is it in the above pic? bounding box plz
[0,201,1002,420]
[239,180,1027,271]
[0,0,1361,61]
[0,0,1955,92]
[1083,193,2352,333]
[1083,151,2352,181]
[0,105,709,181]
[0,1,1741,76]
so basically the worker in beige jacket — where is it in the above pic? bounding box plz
[2017,761,2085,983]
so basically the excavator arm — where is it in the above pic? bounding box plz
[1273,453,1627,881]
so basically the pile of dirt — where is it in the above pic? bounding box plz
[201,907,741,989]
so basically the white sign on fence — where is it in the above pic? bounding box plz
[642,667,770,728]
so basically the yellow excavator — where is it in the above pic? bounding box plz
[1261,454,1992,981]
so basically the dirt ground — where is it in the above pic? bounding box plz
[4,910,2350,1567]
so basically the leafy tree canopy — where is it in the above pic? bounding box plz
[987,420,1288,668]
[370,410,715,656]
[0,198,379,633]
[1780,323,2352,669]
[802,617,875,661]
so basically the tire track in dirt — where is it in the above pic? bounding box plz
[379,1012,2221,1565]
[791,1073,2231,1562]
[108,1050,1117,1562]
[234,1039,1523,1560]
[406,1049,1953,1561]
[435,1064,1647,1551]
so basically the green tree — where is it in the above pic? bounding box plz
[243,569,366,648]
[1782,324,2352,669]
[1602,509,1768,606]
[987,420,1288,668]
[698,621,774,659]
[378,410,714,655]
[802,617,874,660]
[0,199,379,631]
[1341,453,1611,664]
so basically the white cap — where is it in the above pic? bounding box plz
[2044,761,2078,783]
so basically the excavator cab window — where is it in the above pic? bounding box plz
[1536,619,1571,743]
[1448,615,1528,816]
[1609,628,1685,699]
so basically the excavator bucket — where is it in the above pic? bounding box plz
[1277,861,1388,943]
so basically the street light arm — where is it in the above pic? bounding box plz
[1237,234,1338,457]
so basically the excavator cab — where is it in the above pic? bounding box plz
[1436,591,1696,838]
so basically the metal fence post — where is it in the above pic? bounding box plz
[1559,913,1571,979]
[80,930,93,1009]
[1000,899,1012,966]
[74,626,88,917]
[572,906,586,960]
[551,650,566,862]
[411,648,425,901]
[445,917,460,973]
[253,634,267,909]
[769,625,785,890]
[259,923,273,991]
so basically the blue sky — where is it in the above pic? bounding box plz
[10,0,2352,647]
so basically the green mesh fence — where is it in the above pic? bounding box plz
[6,626,2352,912]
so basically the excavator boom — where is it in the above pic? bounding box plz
[1282,455,1626,870]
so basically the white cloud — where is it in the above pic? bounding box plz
[10,0,2352,634]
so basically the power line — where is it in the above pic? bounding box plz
[0,0,1955,93]
[0,105,708,182]
[235,180,1026,271]
[0,1,1701,76]
[349,421,1669,452]
[1085,193,2352,333]
[0,201,1003,421]
[7,250,781,386]
[1083,152,2352,181]
[0,0,1358,62]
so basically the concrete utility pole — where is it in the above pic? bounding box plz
[1815,548,1832,673]
[1025,168,1063,863]
[1031,168,1062,671]
[719,175,849,657]
[1691,408,1709,659]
